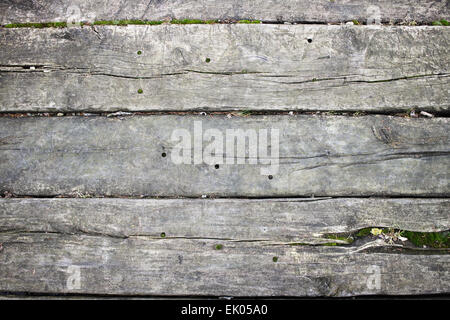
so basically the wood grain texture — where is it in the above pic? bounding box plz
[0,25,448,112]
[0,0,448,24]
[0,115,448,197]
[0,233,448,296]
[1,198,448,244]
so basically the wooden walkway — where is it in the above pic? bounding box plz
[0,1,449,297]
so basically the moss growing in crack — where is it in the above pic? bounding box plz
[379,228,449,248]
[400,230,449,248]
[322,242,338,246]
[352,20,360,25]
[144,21,164,25]
[93,20,120,26]
[2,19,263,29]
[93,20,163,26]
[171,19,218,24]
[241,110,252,116]
[284,228,449,249]
[352,227,449,248]
[238,20,262,24]
[355,227,372,238]
[4,22,67,28]
[432,19,449,26]
[323,234,354,244]
[215,244,223,250]
[288,242,341,247]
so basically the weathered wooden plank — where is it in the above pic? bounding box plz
[0,25,448,112]
[0,234,448,296]
[0,0,448,24]
[0,198,448,243]
[0,115,448,197]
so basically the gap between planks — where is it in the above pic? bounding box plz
[0,111,448,118]
[0,0,448,24]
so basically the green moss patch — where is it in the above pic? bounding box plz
[4,22,67,28]
[323,228,449,249]
[321,242,338,246]
[323,233,354,244]
[2,19,264,29]
[432,19,449,26]
[400,230,449,248]
[355,228,372,237]
[93,20,163,26]
[238,20,262,24]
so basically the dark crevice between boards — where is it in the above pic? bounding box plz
[0,109,449,118]
[2,191,450,200]
[1,20,261,28]
[0,291,448,299]
[322,227,449,249]
[2,19,449,28]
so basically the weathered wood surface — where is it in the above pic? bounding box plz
[0,0,448,24]
[0,9,448,298]
[1,197,448,296]
[0,233,448,296]
[1,198,448,243]
[1,25,448,112]
[0,115,448,197]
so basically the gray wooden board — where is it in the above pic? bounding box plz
[0,0,448,24]
[0,25,448,112]
[1,197,448,296]
[0,233,448,296]
[1,198,448,243]
[0,115,449,197]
